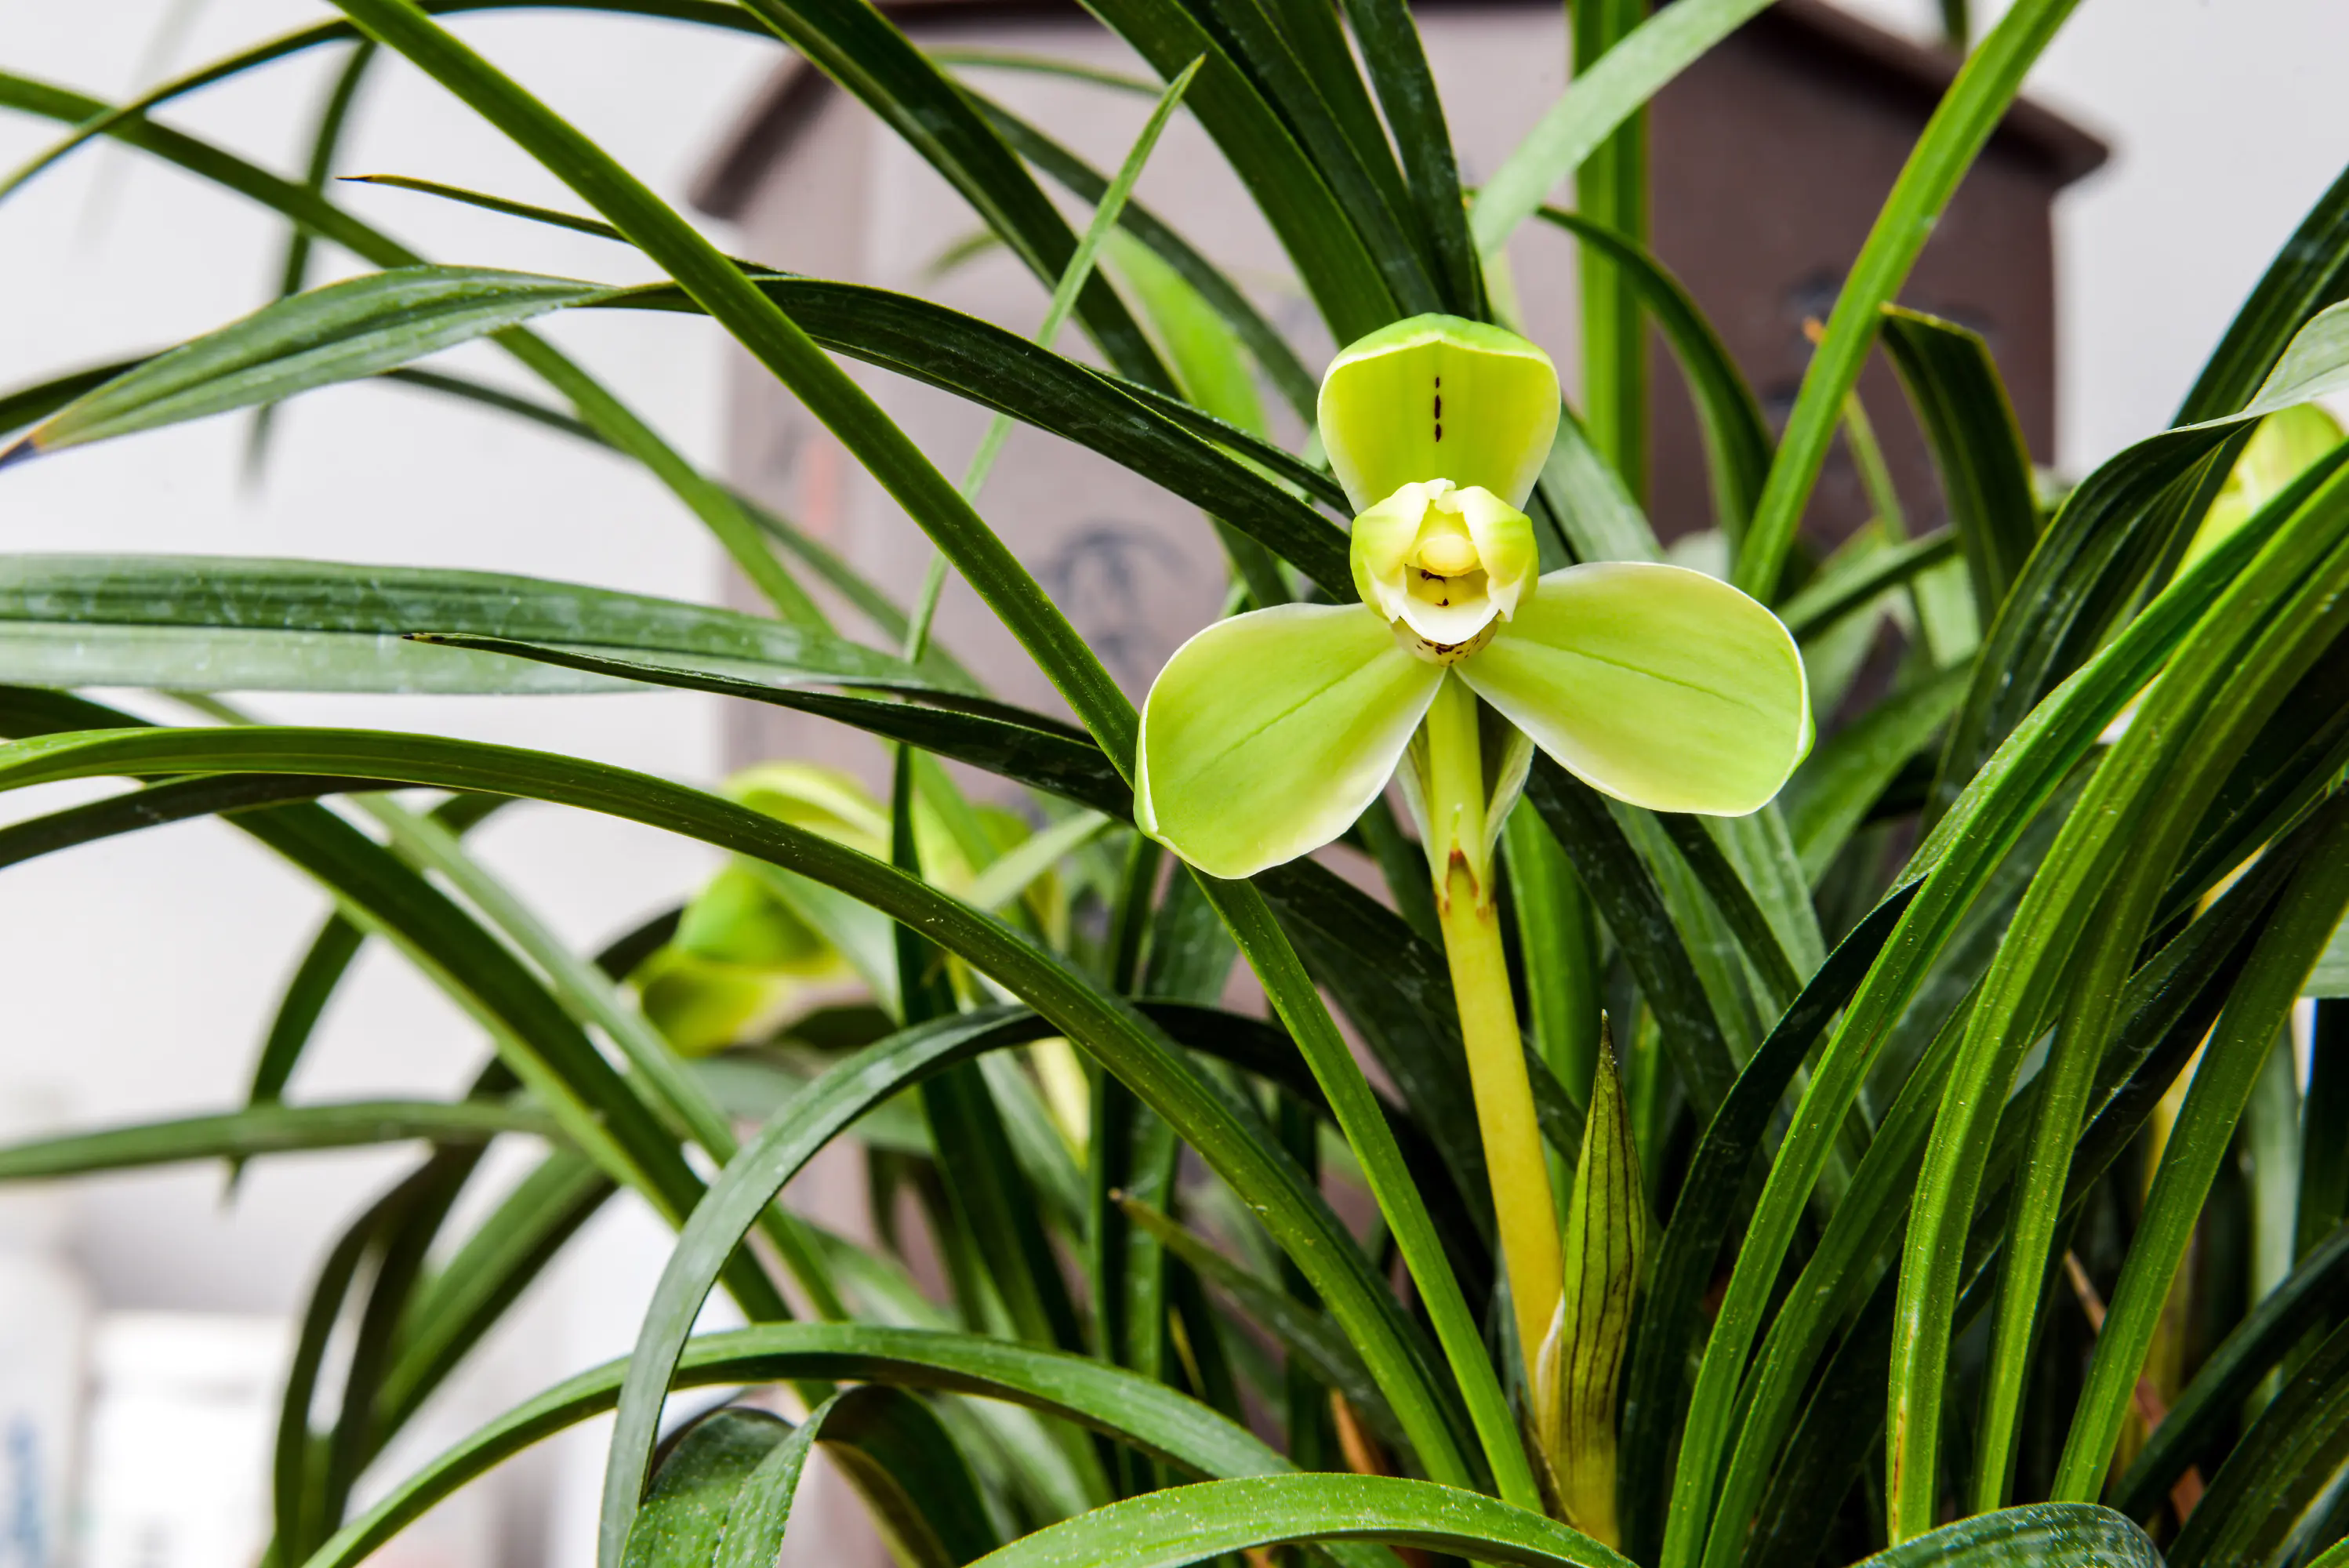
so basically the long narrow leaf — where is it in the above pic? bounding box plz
[307,1321,1391,1568]
[1735,0,2084,597]
[0,1100,552,1178]
[1469,0,1774,257]
[0,555,953,695]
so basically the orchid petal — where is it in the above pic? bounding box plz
[1350,479,1432,619]
[1458,485,1538,617]
[1395,575,1505,647]
[1459,562,1810,816]
[1320,314,1561,512]
[1138,604,1443,878]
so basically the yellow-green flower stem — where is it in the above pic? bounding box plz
[1425,673,1563,1366]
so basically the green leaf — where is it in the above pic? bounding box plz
[1653,815,1803,1009]
[1733,834,2307,1568]
[252,916,370,1108]
[1776,528,1959,644]
[1933,277,2349,821]
[1536,402,1665,567]
[1534,1038,1647,1545]
[1613,887,1911,1562]
[2053,803,2349,1502]
[964,89,1316,424]
[1071,0,1398,341]
[1336,0,1483,318]
[2111,1221,2349,1520]
[374,1149,613,1444]
[1890,464,2349,1530]
[339,783,848,1322]
[1926,428,2247,819]
[1089,1080,1177,1501]
[2314,922,2349,998]
[1091,230,1287,633]
[1137,604,1441,880]
[2174,160,2349,424]
[735,1385,1000,1568]
[246,38,379,477]
[0,691,790,1327]
[950,1474,1631,1567]
[278,1156,461,1559]
[0,358,142,439]
[934,52,1199,534]
[717,0,1173,394]
[1182,0,1440,320]
[0,555,956,695]
[609,272,1352,589]
[1468,0,1774,259]
[1734,0,2085,597]
[584,986,1463,1560]
[419,635,1131,815]
[2,50,833,638]
[1879,306,2041,617]
[5,267,615,459]
[1850,1505,2158,1568]
[920,1056,1089,1356]
[1104,231,1265,441]
[2183,402,2347,572]
[0,57,820,628]
[1503,805,1603,1106]
[1523,757,1739,1117]
[1569,0,1650,521]
[323,0,1142,757]
[246,793,510,1122]
[1653,408,2331,1568]
[622,1406,793,1568]
[1781,662,1973,882]
[309,1322,1343,1568]
[1186,875,1535,1508]
[1461,564,1810,818]
[0,775,404,872]
[2167,1316,2349,1568]
[626,1389,998,1568]
[1530,207,1770,539]
[0,1099,553,1178]
[1117,1196,1400,1445]
[1257,858,1532,1232]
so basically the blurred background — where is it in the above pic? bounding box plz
[0,0,2340,1563]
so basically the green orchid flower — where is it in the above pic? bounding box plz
[1135,314,1812,884]
[1135,314,1810,1475]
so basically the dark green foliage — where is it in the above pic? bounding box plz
[2,5,2346,1568]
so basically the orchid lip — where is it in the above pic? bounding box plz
[1350,476,1536,663]
[1389,615,1501,666]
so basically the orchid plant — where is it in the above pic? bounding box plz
[2,4,2349,1568]
[1140,313,1809,1414]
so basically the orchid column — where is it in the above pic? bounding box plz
[1135,314,1812,1439]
